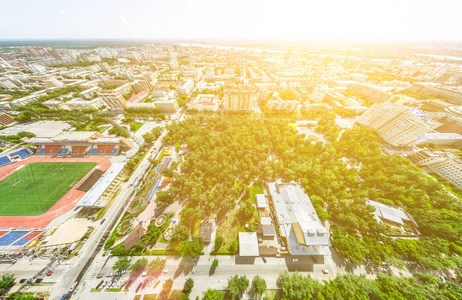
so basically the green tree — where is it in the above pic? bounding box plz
[183,278,194,294]
[214,234,224,251]
[202,288,223,300]
[0,273,15,292]
[228,275,249,299]
[146,258,166,275]
[112,257,131,271]
[129,258,148,274]
[278,272,321,300]
[252,276,267,300]
[181,235,204,257]
[212,258,219,268]
[156,191,174,207]
[172,224,190,241]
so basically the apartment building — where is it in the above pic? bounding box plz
[223,81,256,111]
[187,94,219,112]
[267,99,298,111]
[177,80,195,96]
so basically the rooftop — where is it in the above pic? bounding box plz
[239,232,259,257]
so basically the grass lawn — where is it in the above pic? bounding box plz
[130,122,143,133]
[216,207,260,251]
[249,182,264,201]
[0,162,96,216]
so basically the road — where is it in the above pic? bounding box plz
[50,138,166,299]
[52,110,186,299]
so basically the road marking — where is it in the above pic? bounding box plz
[84,260,100,281]
[56,265,71,283]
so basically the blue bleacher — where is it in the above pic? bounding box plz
[39,147,45,154]
[91,148,99,154]
[0,231,28,246]
[0,155,11,167]
[110,146,119,155]
[8,148,31,159]
[57,147,64,154]
[62,148,69,154]
[12,239,31,246]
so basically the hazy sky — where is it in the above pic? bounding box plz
[0,0,461,41]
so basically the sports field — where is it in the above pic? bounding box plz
[0,162,96,216]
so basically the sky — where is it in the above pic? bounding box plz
[0,0,461,41]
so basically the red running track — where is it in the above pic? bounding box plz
[0,156,112,229]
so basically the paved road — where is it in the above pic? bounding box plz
[56,111,185,299]
[49,144,164,299]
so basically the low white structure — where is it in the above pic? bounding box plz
[239,232,259,257]
[255,194,267,209]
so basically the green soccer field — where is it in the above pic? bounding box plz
[0,162,97,216]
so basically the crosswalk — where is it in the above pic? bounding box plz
[84,259,101,281]
[56,264,71,283]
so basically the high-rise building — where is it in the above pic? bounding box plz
[223,81,256,111]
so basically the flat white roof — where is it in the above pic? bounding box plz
[77,163,125,207]
[239,232,259,257]
[255,194,267,208]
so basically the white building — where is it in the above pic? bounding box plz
[268,182,330,256]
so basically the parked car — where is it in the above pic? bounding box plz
[106,272,113,277]
[96,273,103,279]
[46,271,53,276]
[322,269,329,274]
[262,257,267,263]
[19,279,27,284]
[292,258,299,262]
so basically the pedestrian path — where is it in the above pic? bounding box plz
[56,265,70,283]
[325,255,338,277]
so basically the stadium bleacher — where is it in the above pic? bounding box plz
[8,148,31,159]
[0,232,8,238]
[110,146,119,155]
[38,147,45,154]
[12,239,31,246]
[0,156,11,167]
[0,231,28,246]
[22,232,41,239]
[0,147,32,167]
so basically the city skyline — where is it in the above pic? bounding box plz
[1,0,462,41]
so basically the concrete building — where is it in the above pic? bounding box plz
[414,133,462,146]
[178,80,195,96]
[357,103,437,146]
[435,115,462,135]
[154,99,179,113]
[64,98,106,111]
[187,94,219,112]
[268,182,330,256]
[367,200,419,234]
[223,81,256,111]
[43,99,65,109]
[267,99,298,111]
[408,150,462,189]
[239,232,260,257]
[97,81,133,109]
